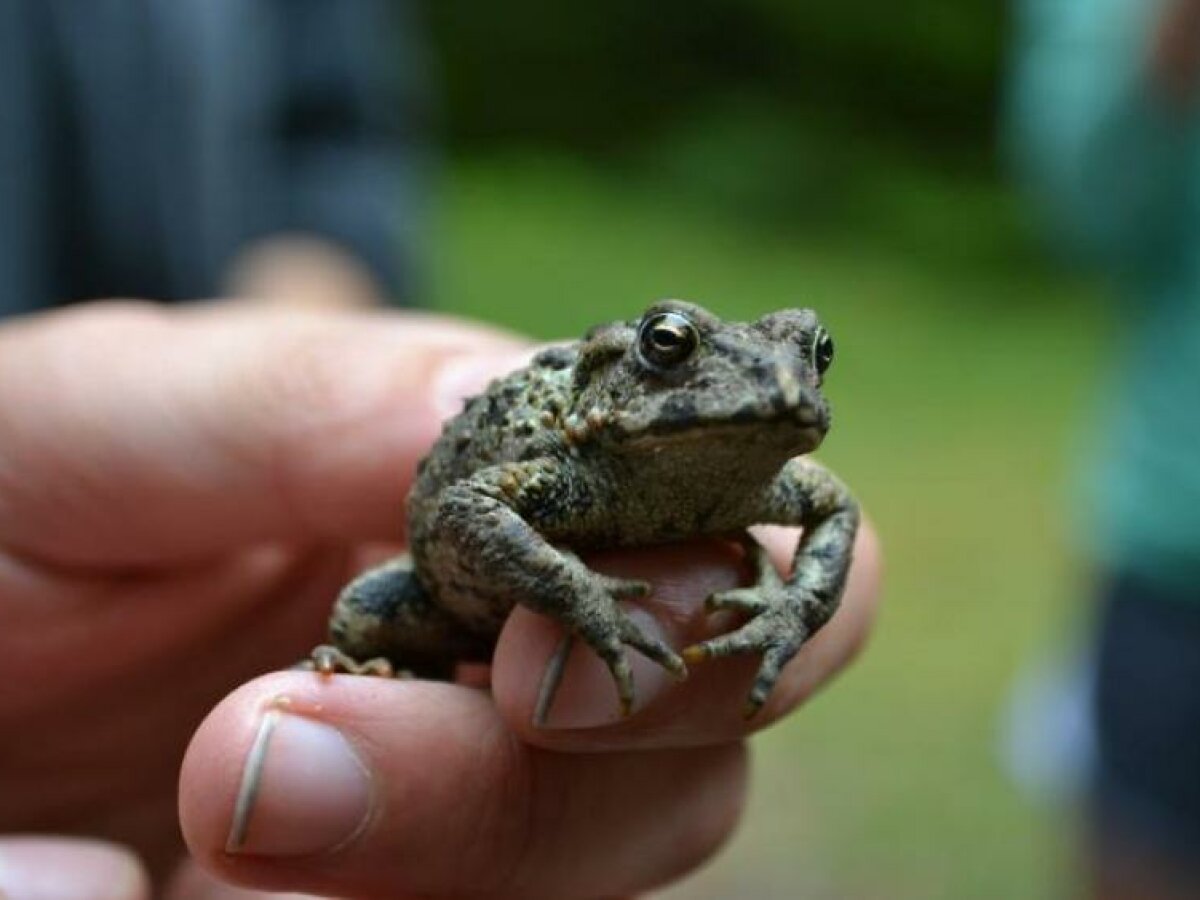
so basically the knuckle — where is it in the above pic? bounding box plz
[464,722,540,895]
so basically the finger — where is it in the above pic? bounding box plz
[0,302,527,566]
[167,858,324,900]
[0,836,150,900]
[180,673,746,900]
[0,543,346,717]
[491,518,883,749]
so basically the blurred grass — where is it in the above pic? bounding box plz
[428,153,1110,899]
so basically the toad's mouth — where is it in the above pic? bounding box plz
[614,415,826,455]
[614,397,827,436]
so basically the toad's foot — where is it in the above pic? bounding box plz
[683,539,821,719]
[298,644,404,678]
[534,573,686,726]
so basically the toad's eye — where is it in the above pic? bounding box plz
[637,311,699,368]
[811,326,834,375]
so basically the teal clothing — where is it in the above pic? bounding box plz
[1009,0,1200,596]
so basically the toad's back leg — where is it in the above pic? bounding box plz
[317,554,492,679]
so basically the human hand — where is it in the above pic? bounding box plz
[0,301,881,899]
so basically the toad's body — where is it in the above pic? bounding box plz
[314,300,859,718]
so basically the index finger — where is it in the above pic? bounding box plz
[0,303,525,566]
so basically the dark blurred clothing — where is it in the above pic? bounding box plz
[0,0,424,315]
[1093,575,1200,865]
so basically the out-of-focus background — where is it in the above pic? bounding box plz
[420,3,1106,897]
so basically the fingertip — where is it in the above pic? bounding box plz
[494,521,883,750]
[179,677,281,869]
[0,836,150,900]
[852,514,885,605]
[492,541,753,748]
[840,515,885,660]
[497,603,686,734]
[430,347,541,422]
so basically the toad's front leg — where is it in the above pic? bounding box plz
[683,457,859,717]
[423,459,686,722]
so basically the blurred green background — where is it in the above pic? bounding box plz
[420,3,1110,897]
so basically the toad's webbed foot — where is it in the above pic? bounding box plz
[684,460,858,718]
[534,567,686,725]
[298,644,401,678]
[683,537,829,719]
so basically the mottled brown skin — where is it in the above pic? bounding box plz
[310,300,860,720]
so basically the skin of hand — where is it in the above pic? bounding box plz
[224,235,392,310]
[0,301,882,900]
[1150,0,1200,106]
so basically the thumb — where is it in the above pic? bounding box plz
[0,303,528,566]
